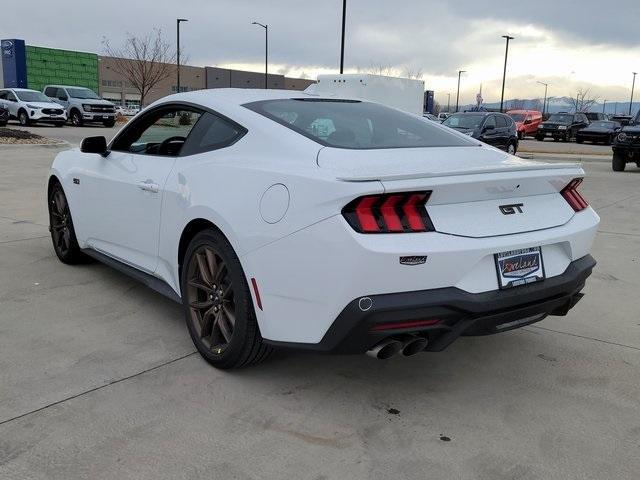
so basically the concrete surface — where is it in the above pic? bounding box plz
[0,145,639,480]
[519,138,612,156]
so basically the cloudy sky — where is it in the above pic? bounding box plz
[4,0,640,105]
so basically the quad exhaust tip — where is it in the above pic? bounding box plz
[366,335,428,359]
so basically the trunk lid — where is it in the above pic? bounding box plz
[318,146,583,238]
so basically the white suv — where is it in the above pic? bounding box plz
[43,85,116,127]
[0,88,67,126]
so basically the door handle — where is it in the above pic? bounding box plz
[136,180,159,193]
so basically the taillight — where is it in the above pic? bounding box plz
[561,178,589,212]
[342,191,434,233]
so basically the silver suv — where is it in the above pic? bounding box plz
[43,85,116,127]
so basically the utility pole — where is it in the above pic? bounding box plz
[629,72,637,115]
[176,18,188,94]
[340,0,347,73]
[537,81,549,117]
[252,22,268,89]
[455,70,465,112]
[602,100,607,114]
[447,93,451,113]
[499,35,514,113]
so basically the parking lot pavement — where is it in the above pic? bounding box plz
[519,138,612,156]
[1,146,639,479]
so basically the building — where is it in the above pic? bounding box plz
[1,38,316,107]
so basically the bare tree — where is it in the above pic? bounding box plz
[568,88,598,113]
[103,29,176,107]
[403,67,424,80]
[362,64,397,77]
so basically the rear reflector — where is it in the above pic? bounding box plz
[561,178,589,212]
[370,319,441,332]
[250,277,263,311]
[342,191,434,233]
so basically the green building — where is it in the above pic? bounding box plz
[25,45,98,93]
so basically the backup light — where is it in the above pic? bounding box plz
[342,191,434,233]
[561,178,589,212]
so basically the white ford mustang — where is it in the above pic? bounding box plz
[48,89,599,368]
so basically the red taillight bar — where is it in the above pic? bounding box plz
[342,191,434,234]
[561,178,589,212]
[370,319,441,332]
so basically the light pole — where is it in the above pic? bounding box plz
[447,93,451,113]
[499,35,514,113]
[176,18,188,94]
[455,70,465,112]
[340,0,347,73]
[252,22,268,89]
[537,81,549,117]
[602,100,607,114]
[629,72,637,115]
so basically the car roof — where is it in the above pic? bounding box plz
[152,88,323,110]
[4,88,40,92]
[44,85,92,89]
[506,109,540,114]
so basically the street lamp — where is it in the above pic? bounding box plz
[176,18,188,94]
[629,72,637,115]
[537,81,549,117]
[340,0,347,74]
[455,70,466,112]
[447,93,451,113]
[252,22,268,89]
[602,99,607,114]
[499,35,514,113]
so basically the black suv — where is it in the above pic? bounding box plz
[0,104,8,126]
[585,112,607,122]
[536,112,589,142]
[612,110,640,171]
[442,112,519,154]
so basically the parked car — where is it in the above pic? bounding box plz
[438,112,451,121]
[535,112,589,142]
[612,110,640,171]
[507,110,543,139]
[442,112,519,153]
[610,114,633,126]
[43,85,116,127]
[576,120,621,145]
[422,113,439,122]
[47,89,598,368]
[0,88,66,126]
[585,112,607,122]
[0,104,8,126]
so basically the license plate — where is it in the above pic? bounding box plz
[94,115,103,120]
[494,247,545,289]
[546,132,552,136]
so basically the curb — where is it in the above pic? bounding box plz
[0,140,72,149]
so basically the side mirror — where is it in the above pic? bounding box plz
[80,136,110,157]
[524,119,532,125]
[58,96,68,101]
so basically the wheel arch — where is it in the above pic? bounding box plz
[47,174,61,197]
[177,218,226,278]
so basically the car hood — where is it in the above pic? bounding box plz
[317,145,578,181]
[72,98,114,106]
[621,125,640,134]
[25,101,65,109]
[580,127,614,133]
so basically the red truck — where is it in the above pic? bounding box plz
[507,110,543,139]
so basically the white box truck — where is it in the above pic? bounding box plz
[305,74,425,115]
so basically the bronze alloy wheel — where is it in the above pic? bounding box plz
[186,245,236,354]
[49,188,73,257]
[181,230,272,368]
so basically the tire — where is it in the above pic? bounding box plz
[507,141,517,155]
[48,182,86,264]
[70,110,83,126]
[103,119,116,128]
[576,137,583,144]
[54,123,64,128]
[518,131,524,140]
[18,110,30,126]
[535,135,544,142]
[181,229,272,369]
[0,122,7,127]
[612,153,626,172]
[553,137,560,142]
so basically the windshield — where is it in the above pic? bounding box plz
[14,90,51,103]
[591,121,617,128]
[67,87,101,99]
[245,99,474,149]
[443,114,485,129]
[508,113,526,122]
[548,114,573,123]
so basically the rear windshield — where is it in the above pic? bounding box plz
[244,99,474,149]
[548,114,573,123]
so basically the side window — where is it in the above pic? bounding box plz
[56,88,68,100]
[44,87,57,98]
[495,115,508,128]
[181,112,247,155]
[0,91,6,100]
[112,107,203,156]
[484,116,496,128]
[7,91,17,102]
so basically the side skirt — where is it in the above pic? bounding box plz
[81,248,182,304]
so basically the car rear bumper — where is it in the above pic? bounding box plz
[265,255,596,354]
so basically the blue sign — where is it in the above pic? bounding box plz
[1,39,27,88]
